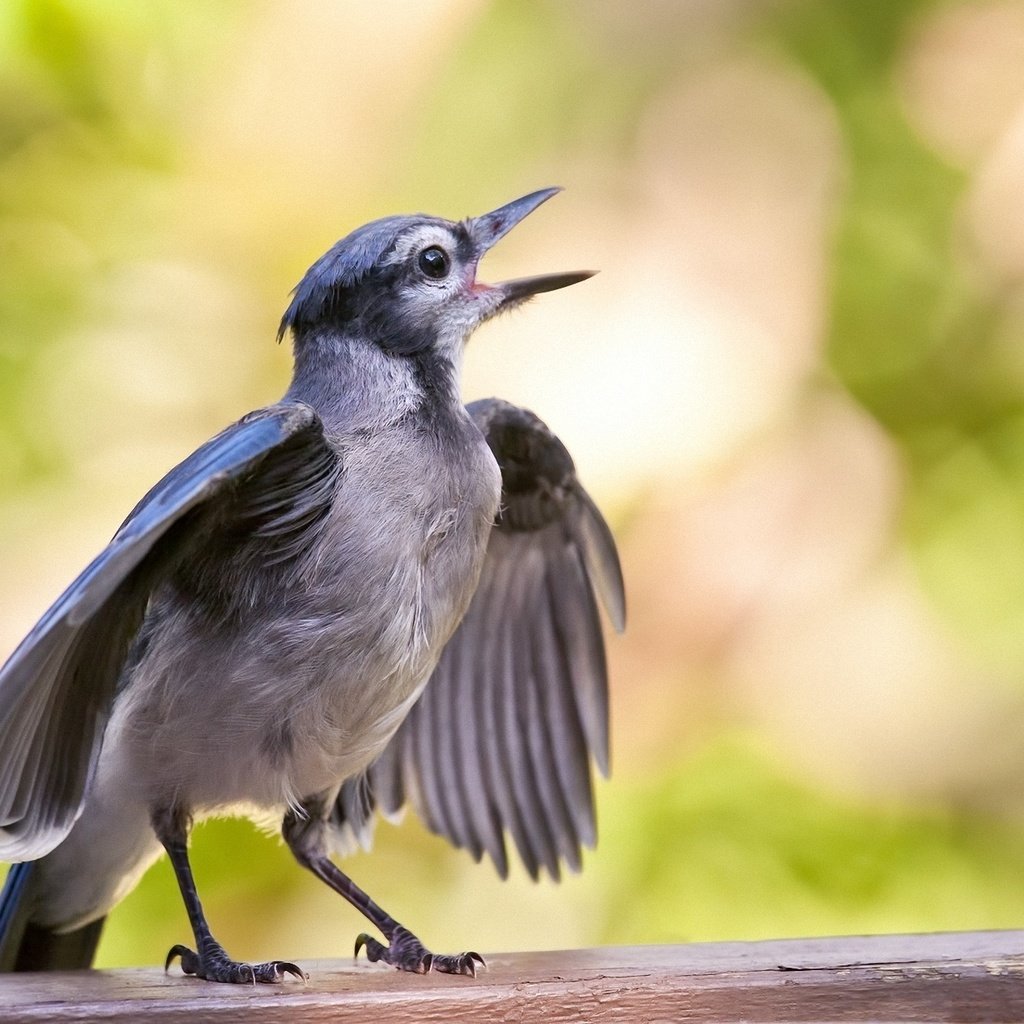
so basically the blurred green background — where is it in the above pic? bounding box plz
[4,0,1024,968]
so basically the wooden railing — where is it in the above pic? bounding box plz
[1,930,1022,1022]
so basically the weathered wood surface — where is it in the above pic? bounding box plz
[0,931,1021,1023]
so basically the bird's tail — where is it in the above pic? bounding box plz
[0,862,104,971]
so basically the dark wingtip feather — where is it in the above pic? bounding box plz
[576,490,626,633]
[0,862,35,971]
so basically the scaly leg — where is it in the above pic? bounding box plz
[283,803,483,976]
[154,806,305,984]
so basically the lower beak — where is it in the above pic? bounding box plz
[494,270,595,306]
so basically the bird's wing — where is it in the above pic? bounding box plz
[331,398,625,880]
[0,402,340,861]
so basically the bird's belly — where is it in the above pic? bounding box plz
[115,477,497,816]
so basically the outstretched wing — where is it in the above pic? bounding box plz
[332,398,624,880]
[0,401,340,861]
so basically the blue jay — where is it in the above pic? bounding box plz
[0,188,624,982]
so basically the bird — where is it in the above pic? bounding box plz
[0,187,625,984]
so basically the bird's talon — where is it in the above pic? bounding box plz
[165,945,182,972]
[164,943,201,975]
[355,931,387,963]
[353,926,481,976]
[163,941,304,984]
[274,961,308,983]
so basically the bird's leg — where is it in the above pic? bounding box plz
[153,806,305,984]
[283,803,484,977]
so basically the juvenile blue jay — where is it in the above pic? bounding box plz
[0,189,624,983]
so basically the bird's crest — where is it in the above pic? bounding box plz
[277,214,425,342]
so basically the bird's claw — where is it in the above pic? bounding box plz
[165,942,306,984]
[354,926,484,976]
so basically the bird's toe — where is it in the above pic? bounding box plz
[355,926,483,977]
[165,942,306,984]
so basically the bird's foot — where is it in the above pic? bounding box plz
[355,925,484,976]
[165,942,306,984]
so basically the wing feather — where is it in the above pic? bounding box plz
[0,402,339,860]
[331,398,624,880]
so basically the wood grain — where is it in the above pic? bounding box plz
[0,931,1022,1023]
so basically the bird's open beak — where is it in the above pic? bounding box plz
[468,189,595,309]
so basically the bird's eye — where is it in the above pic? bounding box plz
[417,246,451,280]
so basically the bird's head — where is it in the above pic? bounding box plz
[277,188,592,361]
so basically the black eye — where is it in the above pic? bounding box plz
[418,246,450,280]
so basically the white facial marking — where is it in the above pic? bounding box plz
[385,224,486,359]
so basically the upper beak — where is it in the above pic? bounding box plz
[468,188,595,306]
